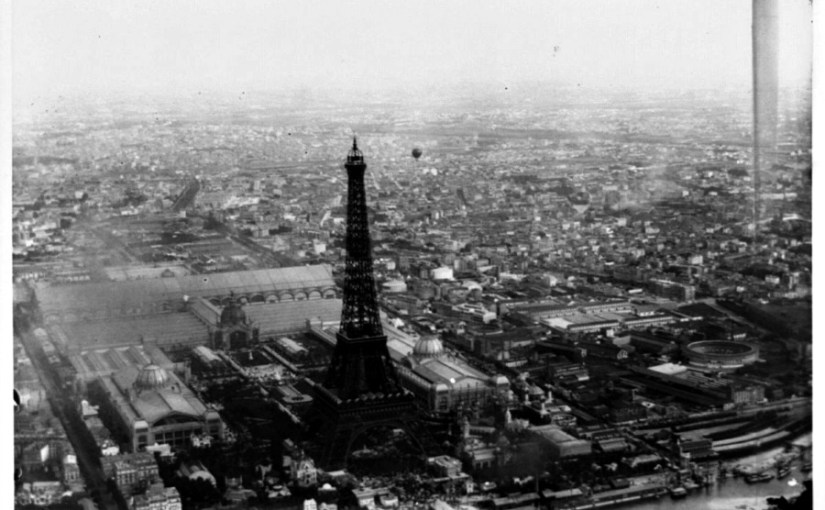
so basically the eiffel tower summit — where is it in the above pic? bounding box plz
[309,138,425,469]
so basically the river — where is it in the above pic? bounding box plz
[626,445,811,510]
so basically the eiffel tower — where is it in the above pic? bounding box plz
[310,138,426,469]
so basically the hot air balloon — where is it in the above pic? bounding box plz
[411,147,423,160]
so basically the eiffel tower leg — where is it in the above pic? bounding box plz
[319,421,357,471]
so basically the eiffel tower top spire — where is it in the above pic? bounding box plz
[347,136,362,163]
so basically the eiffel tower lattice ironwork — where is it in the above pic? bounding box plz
[310,138,425,469]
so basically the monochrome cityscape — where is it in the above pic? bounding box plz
[8,1,815,510]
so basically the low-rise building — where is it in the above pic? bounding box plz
[176,461,216,486]
[427,455,463,478]
[291,456,318,488]
[101,452,159,496]
[131,483,181,510]
[531,425,592,459]
[16,481,65,507]
[62,453,82,487]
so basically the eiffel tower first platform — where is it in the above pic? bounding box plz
[309,138,426,470]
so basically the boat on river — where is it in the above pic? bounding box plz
[745,472,773,484]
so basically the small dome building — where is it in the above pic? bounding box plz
[219,294,248,326]
[212,293,258,350]
[412,336,444,359]
[134,364,171,392]
[91,361,224,452]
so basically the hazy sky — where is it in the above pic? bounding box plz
[12,0,813,102]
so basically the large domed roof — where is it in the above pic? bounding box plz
[413,336,444,358]
[135,364,170,391]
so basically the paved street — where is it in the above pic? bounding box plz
[18,330,120,510]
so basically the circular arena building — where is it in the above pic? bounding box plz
[683,340,759,370]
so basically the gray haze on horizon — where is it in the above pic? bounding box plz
[12,0,813,112]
